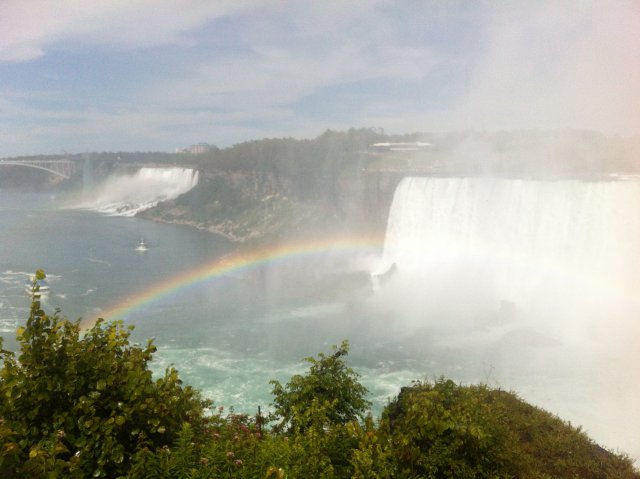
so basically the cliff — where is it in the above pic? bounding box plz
[137,168,368,244]
[138,128,399,243]
[138,129,640,244]
[5,129,639,244]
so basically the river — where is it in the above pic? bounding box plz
[1,183,638,462]
[0,188,414,413]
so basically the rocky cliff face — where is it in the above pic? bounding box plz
[137,168,363,243]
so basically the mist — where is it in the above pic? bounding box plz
[364,175,640,459]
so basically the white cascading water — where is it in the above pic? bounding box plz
[80,167,198,216]
[381,177,640,304]
[375,176,640,459]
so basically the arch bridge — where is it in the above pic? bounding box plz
[0,159,79,179]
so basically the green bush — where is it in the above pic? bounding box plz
[270,340,370,434]
[380,378,639,479]
[129,342,373,479]
[0,271,207,478]
[380,378,518,478]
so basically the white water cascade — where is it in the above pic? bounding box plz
[375,176,640,459]
[78,167,198,216]
[381,177,640,305]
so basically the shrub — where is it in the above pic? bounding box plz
[380,378,518,478]
[270,340,370,433]
[0,271,207,478]
[380,378,640,479]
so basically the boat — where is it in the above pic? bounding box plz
[135,239,148,252]
[25,277,50,295]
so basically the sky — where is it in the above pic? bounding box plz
[1,0,639,157]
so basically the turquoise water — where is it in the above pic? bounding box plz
[1,188,638,461]
[0,190,419,412]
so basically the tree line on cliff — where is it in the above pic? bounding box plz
[3,128,640,191]
[141,128,640,242]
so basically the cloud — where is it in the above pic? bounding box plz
[132,1,439,137]
[147,42,436,111]
[2,1,639,157]
[0,0,258,62]
[1,1,434,145]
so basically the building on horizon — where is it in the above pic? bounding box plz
[176,143,215,154]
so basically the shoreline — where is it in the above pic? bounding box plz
[135,213,250,243]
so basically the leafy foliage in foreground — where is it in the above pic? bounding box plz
[270,340,371,433]
[0,278,638,478]
[127,380,639,479]
[0,271,206,478]
[381,379,519,477]
[126,378,638,479]
[381,379,640,478]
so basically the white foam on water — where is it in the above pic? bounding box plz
[151,345,306,412]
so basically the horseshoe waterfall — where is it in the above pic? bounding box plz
[374,176,640,456]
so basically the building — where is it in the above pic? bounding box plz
[177,143,215,154]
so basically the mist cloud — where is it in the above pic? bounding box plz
[368,1,640,136]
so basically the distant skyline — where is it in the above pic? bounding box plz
[1,1,639,157]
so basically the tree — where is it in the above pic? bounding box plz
[0,271,207,478]
[270,340,370,434]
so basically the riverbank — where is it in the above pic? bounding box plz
[136,184,380,248]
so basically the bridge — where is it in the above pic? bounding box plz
[0,159,80,179]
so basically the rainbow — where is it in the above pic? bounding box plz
[85,234,383,327]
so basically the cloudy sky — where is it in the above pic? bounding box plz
[1,1,638,157]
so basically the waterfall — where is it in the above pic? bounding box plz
[78,167,199,216]
[377,177,640,343]
[374,176,640,459]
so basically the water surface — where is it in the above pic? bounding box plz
[0,187,638,462]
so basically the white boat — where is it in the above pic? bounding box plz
[25,277,50,295]
[135,239,148,252]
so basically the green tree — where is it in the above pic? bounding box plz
[268,341,370,478]
[0,271,207,478]
[270,340,370,433]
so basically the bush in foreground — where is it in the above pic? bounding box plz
[270,340,371,433]
[380,379,639,479]
[123,355,639,479]
[0,271,206,478]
